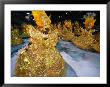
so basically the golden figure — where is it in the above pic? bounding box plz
[15,11,65,76]
[61,20,74,41]
[84,13,96,30]
[72,28,95,50]
[70,13,100,53]
[63,20,73,32]
[74,21,82,36]
[22,24,30,37]
[71,27,100,52]
[11,26,23,46]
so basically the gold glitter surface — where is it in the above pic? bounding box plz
[14,12,100,77]
[72,28,100,52]
[85,16,96,29]
[32,10,51,29]
[11,28,23,46]
[15,25,65,77]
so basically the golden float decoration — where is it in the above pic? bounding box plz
[15,11,65,77]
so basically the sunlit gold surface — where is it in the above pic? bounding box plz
[15,25,65,77]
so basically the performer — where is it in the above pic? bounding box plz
[15,11,65,77]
